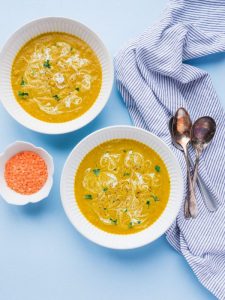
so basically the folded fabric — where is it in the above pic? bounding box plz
[114,0,225,298]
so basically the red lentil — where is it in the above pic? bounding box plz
[4,151,48,195]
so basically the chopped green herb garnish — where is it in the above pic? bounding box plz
[151,195,159,201]
[53,95,60,101]
[110,218,117,225]
[146,200,150,207]
[84,194,93,200]
[18,91,29,97]
[103,187,108,192]
[137,220,141,224]
[128,222,133,228]
[123,149,127,153]
[20,79,26,86]
[155,165,160,172]
[103,207,107,211]
[75,87,80,91]
[93,168,100,176]
[70,47,74,51]
[43,60,51,68]
[124,208,128,213]
[123,172,130,176]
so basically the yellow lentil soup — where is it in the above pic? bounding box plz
[75,139,170,234]
[11,32,102,123]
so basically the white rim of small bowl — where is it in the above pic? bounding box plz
[0,141,54,205]
[60,126,183,250]
[0,17,114,134]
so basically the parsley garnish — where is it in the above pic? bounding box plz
[128,222,133,228]
[155,165,160,172]
[123,172,130,176]
[103,187,108,192]
[20,79,26,86]
[151,195,159,202]
[146,200,150,207]
[18,91,29,97]
[75,87,80,91]
[93,168,100,176]
[53,95,60,101]
[84,194,92,200]
[137,220,141,224]
[110,218,117,225]
[43,60,51,68]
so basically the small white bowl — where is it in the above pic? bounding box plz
[60,126,183,250]
[0,141,54,205]
[0,17,113,134]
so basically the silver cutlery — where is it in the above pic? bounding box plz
[172,108,197,218]
[191,116,217,206]
[169,117,218,212]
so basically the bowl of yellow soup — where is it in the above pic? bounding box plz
[61,126,183,249]
[0,17,113,134]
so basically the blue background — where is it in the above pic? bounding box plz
[0,1,224,299]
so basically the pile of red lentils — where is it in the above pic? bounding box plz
[4,151,48,195]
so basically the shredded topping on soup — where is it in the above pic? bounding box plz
[11,32,102,123]
[75,139,170,234]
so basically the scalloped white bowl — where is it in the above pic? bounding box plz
[60,126,183,250]
[0,141,54,205]
[0,17,113,134]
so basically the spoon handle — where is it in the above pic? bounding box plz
[184,146,198,218]
[192,150,200,189]
[188,153,218,212]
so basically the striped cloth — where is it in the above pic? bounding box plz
[114,0,225,298]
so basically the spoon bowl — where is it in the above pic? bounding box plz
[169,117,183,151]
[172,108,192,148]
[191,117,216,150]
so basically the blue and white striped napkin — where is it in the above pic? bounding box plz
[114,0,225,298]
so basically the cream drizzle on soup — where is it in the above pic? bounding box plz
[75,139,170,234]
[11,32,102,123]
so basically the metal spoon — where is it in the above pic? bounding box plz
[169,117,218,212]
[172,108,197,218]
[191,117,216,197]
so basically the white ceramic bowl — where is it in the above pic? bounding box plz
[0,141,54,205]
[0,17,113,134]
[60,126,183,250]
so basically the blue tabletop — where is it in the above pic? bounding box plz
[0,1,224,299]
